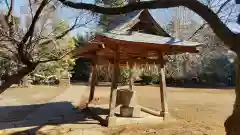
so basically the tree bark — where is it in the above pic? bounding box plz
[0,66,36,94]
[19,76,30,87]
[224,54,240,135]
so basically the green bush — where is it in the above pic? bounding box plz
[97,65,112,82]
[119,67,130,85]
[139,67,159,85]
[32,37,76,84]
[139,75,153,85]
[152,74,160,84]
[199,56,236,85]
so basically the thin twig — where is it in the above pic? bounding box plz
[18,0,49,66]
[37,50,73,64]
[187,0,232,40]
[4,0,10,9]
[28,0,34,19]
[38,16,96,46]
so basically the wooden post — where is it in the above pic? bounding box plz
[108,45,120,117]
[88,61,97,103]
[158,53,168,117]
[129,61,134,90]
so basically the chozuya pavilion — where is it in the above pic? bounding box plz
[74,9,202,126]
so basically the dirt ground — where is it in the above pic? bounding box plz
[0,85,235,135]
[83,85,235,135]
[0,85,65,105]
[0,85,66,122]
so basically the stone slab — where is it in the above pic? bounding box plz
[88,104,168,127]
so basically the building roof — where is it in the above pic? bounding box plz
[107,10,142,31]
[75,9,202,64]
[98,31,201,47]
[104,9,170,37]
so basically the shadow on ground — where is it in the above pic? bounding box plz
[81,107,109,127]
[0,102,103,134]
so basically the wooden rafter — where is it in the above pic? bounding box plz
[73,42,105,57]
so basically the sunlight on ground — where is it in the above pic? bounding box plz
[83,85,235,135]
[0,85,235,135]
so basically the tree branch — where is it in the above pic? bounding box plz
[216,0,232,14]
[37,16,96,46]
[4,0,10,9]
[36,50,73,64]
[0,31,20,44]
[18,0,48,66]
[20,0,48,45]
[187,0,232,40]
[224,7,235,24]
[28,0,34,19]
[38,17,79,46]
[5,0,13,21]
[4,0,14,36]
[187,23,207,41]
[59,0,239,49]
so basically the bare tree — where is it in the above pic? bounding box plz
[187,0,238,40]
[58,0,240,134]
[164,0,237,84]
[0,0,95,92]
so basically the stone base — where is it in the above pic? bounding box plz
[88,104,174,127]
[120,106,141,117]
[107,116,117,127]
[107,115,164,127]
[160,111,171,121]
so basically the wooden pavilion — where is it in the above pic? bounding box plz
[75,9,202,126]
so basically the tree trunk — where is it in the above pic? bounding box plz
[0,66,36,94]
[224,54,240,135]
[20,76,30,87]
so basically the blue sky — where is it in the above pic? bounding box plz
[1,0,240,36]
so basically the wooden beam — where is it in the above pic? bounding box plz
[108,45,120,117]
[73,42,105,57]
[129,61,134,90]
[158,53,168,118]
[88,58,97,103]
[99,55,160,64]
[140,105,161,117]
